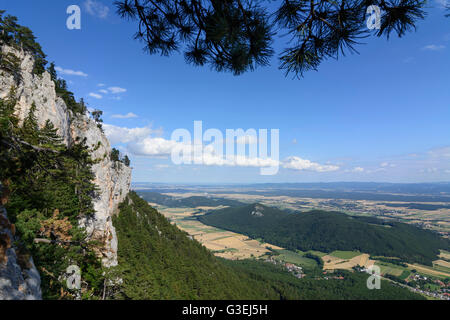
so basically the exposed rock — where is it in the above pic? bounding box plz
[0,206,42,300]
[251,204,264,217]
[0,45,132,268]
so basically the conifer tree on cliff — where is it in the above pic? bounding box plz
[114,0,435,78]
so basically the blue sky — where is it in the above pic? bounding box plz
[3,0,450,183]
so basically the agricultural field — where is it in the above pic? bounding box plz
[159,191,450,236]
[155,205,283,260]
[329,250,362,260]
[322,252,376,271]
[408,263,450,279]
[150,199,450,282]
[268,249,319,269]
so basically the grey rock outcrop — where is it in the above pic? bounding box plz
[0,206,42,300]
[0,45,132,272]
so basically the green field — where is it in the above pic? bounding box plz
[398,270,411,280]
[272,250,318,269]
[431,263,450,274]
[307,250,328,258]
[376,261,406,277]
[329,250,361,260]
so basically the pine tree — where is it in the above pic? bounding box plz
[114,0,432,78]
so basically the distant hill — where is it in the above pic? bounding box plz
[136,191,244,208]
[199,204,450,265]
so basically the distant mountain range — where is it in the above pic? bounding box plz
[133,182,450,202]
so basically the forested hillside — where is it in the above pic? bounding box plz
[112,193,424,300]
[137,191,243,208]
[0,12,130,299]
[199,204,450,265]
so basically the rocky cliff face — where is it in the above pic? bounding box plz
[0,205,42,300]
[0,45,132,272]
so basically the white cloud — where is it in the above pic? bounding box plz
[111,112,138,119]
[282,156,339,173]
[428,146,450,158]
[103,124,154,145]
[88,92,102,99]
[108,87,127,94]
[380,162,396,168]
[436,0,449,8]
[84,0,109,19]
[55,66,88,77]
[236,135,258,145]
[352,167,365,173]
[421,167,438,173]
[105,124,340,173]
[128,137,181,157]
[422,44,446,51]
[98,83,105,87]
[127,137,279,168]
[99,89,108,94]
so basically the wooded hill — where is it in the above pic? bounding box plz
[112,192,423,300]
[199,204,450,266]
[137,191,244,208]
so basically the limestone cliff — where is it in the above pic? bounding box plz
[0,45,132,271]
[0,205,42,300]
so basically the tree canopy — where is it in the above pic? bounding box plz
[114,0,437,78]
[0,10,47,75]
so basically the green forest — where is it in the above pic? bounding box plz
[112,192,423,300]
[137,191,243,208]
[199,204,450,266]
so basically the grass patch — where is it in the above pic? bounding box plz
[399,270,411,280]
[272,249,318,269]
[307,250,327,258]
[376,262,405,277]
[329,250,361,260]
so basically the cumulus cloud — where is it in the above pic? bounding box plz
[352,167,365,173]
[380,162,396,168]
[282,156,339,172]
[84,0,109,19]
[55,66,88,77]
[108,87,127,94]
[111,112,138,119]
[127,137,279,168]
[104,124,340,173]
[428,146,450,158]
[422,44,446,51]
[88,92,102,99]
[103,124,154,145]
[236,135,258,145]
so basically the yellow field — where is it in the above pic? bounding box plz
[407,263,450,278]
[156,204,283,260]
[433,259,450,269]
[439,250,450,260]
[322,253,375,271]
